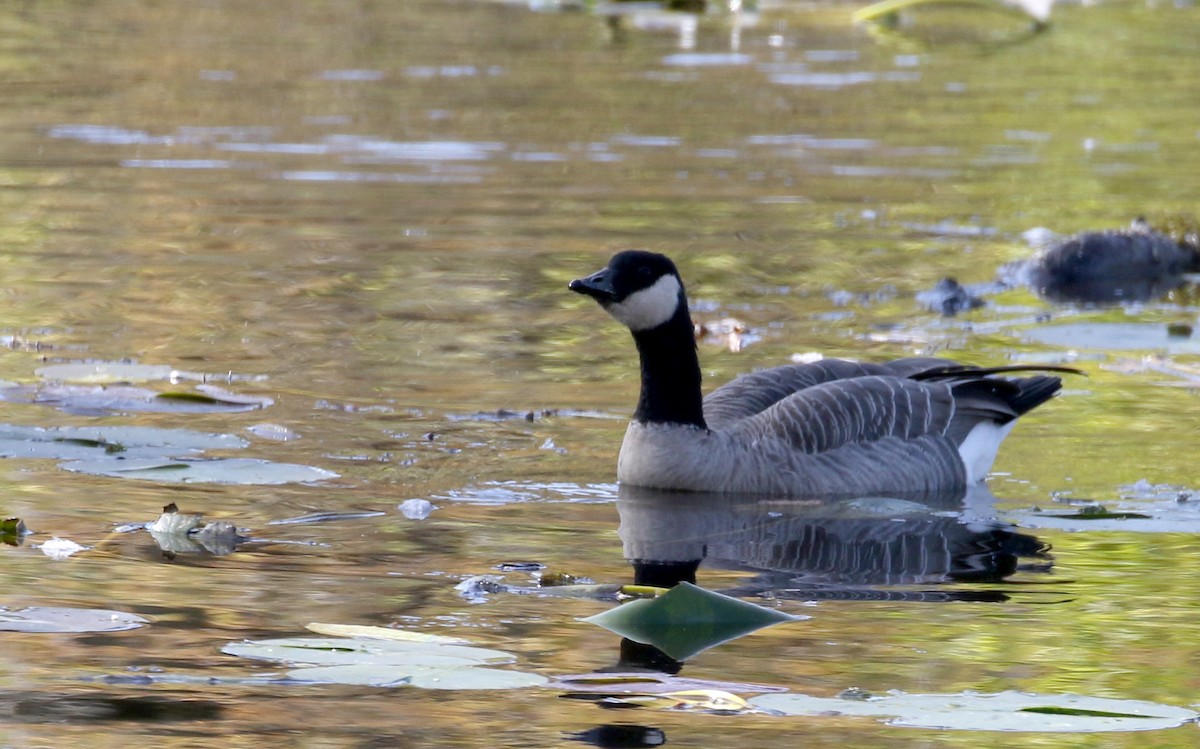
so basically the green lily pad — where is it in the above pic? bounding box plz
[61,457,338,485]
[583,582,802,661]
[0,606,148,633]
[748,690,1199,732]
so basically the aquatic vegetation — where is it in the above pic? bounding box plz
[0,606,148,633]
[584,581,802,660]
[750,690,1199,732]
[223,625,548,690]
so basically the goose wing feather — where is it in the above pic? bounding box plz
[703,357,953,430]
[725,375,957,454]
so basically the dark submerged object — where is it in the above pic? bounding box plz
[917,277,988,316]
[1011,219,1200,304]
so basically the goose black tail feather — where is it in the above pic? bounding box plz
[943,374,1064,446]
[909,363,1085,381]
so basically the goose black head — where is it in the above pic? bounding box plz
[569,250,686,331]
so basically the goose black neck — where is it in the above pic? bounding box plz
[631,304,706,429]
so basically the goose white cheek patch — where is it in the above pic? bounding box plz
[606,275,682,331]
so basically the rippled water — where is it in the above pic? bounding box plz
[3,1,1200,746]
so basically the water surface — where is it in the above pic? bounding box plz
[3,1,1200,746]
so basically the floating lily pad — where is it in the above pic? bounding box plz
[61,457,338,485]
[1009,494,1200,534]
[1023,323,1200,355]
[0,424,246,462]
[305,622,470,644]
[287,663,547,690]
[583,582,802,661]
[162,385,274,409]
[0,383,271,415]
[222,634,545,691]
[748,690,1199,732]
[222,637,515,667]
[0,606,148,633]
[1010,510,1200,534]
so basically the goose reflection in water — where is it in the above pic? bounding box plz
[619,483,1049,594]
[606,483,1050,675]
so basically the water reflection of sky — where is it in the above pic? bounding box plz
[47,120,977,185]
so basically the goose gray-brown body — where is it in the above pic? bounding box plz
[569,250,1067,496]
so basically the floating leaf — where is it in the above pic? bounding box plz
[619,585,669,598]
[158,385,273,409]
[854,0,1051,25]
[305,623,470,644]
[748,690,1199,732]
[583,582,802,660]
[185,521,246,556]
[222,637,515,667]
[222,634,545,691]
[1010,505,1200,534]
[1020,706,1152,718]
[144,504,247,556]
[1024,323,1200,355]
[289,663,547,690]
[148,503,205,534]
[0,606,148,633]
[0,517,26,535]
[61,457,338,485]
[570,689,760,714]
[0,423,247,462]
[0,383,269,415]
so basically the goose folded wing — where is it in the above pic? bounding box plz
[702,357,960,431]
[726,375,958,454]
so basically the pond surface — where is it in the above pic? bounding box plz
[3,0,1200,745]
